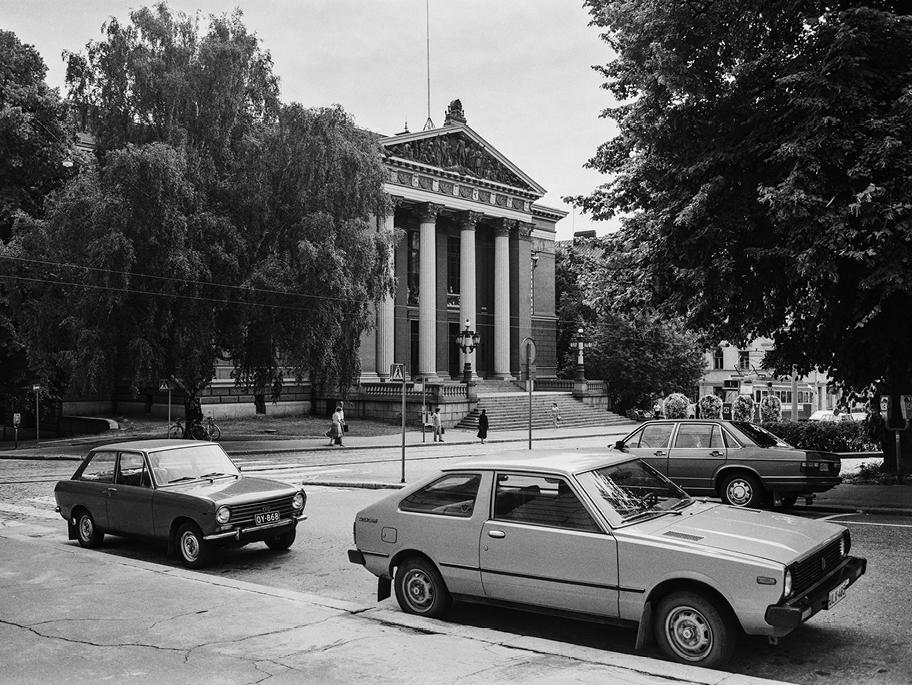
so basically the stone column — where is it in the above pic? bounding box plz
[459,211,481,380]
[493,219,515,379]
[375,199,399,380]
[418,203,442,380]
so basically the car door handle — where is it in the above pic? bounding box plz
[653,451,666,456]
[709,451,724,457]
[106,487,117,496]
[487,530,506,539]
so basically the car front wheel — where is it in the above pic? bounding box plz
[74,509,104,548]
[176,522,214,569]
[720,472,764,508]
[394,557,451,618]
[265,527,296,550]
[654,591,736,667]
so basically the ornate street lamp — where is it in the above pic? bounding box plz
[456,319,481,384]
[571,327,592,381]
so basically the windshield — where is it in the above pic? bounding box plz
[730,421,792,448]
[148,445,240,484]
[576,460,692,526]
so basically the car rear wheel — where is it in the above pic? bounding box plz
[654,591,736,667]
[176,522,213,569]
[394,557,451,618]
[720,472,764,508]
[74,509,104,548]
[265,527,296,550]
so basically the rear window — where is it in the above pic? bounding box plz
[399,473,481,518]
[730,422,792,448]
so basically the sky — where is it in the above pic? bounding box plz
[1,0,619,239]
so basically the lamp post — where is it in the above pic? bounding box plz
[456,318,481,384]
[32,384,40,446]
[570,327,592,381]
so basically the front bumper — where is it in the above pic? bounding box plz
[204,512,307,542]
[765,555,866,629]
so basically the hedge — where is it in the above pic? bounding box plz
[761,420,877,453]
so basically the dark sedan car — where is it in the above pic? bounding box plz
[54,440,307,568]
[614,420,841,508]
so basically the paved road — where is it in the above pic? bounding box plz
[2,449,910,684]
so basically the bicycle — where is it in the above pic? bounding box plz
[167,418,185,439]
[167,416,220,441]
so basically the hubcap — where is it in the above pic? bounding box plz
[79,515,93,541]
[666,605,713,661]
[181,531,199,561]
[404,569,434,611]
[727,479,752,506]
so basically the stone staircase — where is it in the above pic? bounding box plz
[456,391,633,431]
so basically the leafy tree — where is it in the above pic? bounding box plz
[0,30,74,418]
[576,1,912,472]
[4,3,392,424]
[556,235,704,411]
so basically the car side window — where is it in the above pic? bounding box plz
[710,425,724,448]
[117,452,150,488]
[722,428,741,448]
[494,474,601,534]
[673,423,715,449]
[79,452,117,483]
[399,473,481,518]
[638,424,673,449]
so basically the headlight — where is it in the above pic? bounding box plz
[841,532,851,557]
[216,506,231,524]
[293,492,306,510]
[784,569,793,598]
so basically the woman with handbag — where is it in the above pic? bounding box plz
[329,404,344,447]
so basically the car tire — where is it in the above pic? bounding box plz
[176,522,214,569]
[74,509,104,548]
[394,557,451,618]
[653,591,736,668]
[265,527,296,551]
[720,472,765,508]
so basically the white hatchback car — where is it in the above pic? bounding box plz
[349,450,865,667]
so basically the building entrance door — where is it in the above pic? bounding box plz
[448,322,460,379]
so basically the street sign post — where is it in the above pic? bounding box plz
[160,379,172,437]
[390,363,406,483]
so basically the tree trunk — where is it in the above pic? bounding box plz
[254,393,266,414]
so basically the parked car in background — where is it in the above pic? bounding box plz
[349,451,866,668]
[613,419,841,508]
[55,440,307,568]
[809,410,854,422]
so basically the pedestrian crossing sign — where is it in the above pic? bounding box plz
[159,379,171,391]
[390,364,404,382]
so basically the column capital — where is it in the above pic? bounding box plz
[458,211,483,231]
[493,218,516,238]
[514,221,535,240]
[388,194,406,209]
[416,202,444,223]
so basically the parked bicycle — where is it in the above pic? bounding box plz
[167,416,220,441]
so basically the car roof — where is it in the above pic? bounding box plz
[90,439,213,453]
[441,448,631,477]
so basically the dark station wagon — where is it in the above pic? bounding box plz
[54,440,307,568]
[614,420,842,508]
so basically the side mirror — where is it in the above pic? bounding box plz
[614,440,626,451]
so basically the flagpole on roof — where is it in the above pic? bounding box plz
[423,0,434,130]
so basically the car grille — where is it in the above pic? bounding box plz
[789,538,843,595]
[230,495,295,526]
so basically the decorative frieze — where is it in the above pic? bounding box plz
[439,181,454,195]
[495,194,508,207]
[397,171,413,185]
[418,176,433,191]
[458,185,473,199]
[477,190,491,203]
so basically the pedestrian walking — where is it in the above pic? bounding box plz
[550,401,561,428]
[431,407,444,442]
[477,409,488,444]
[328,404,344,447]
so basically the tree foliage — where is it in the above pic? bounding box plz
[3,4,392,416]
[556,235,704,411]
[577,1,912,470]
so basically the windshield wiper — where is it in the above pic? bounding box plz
[199,471,229,479]
[168,476,196,484]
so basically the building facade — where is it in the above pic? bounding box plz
[358,100,565,384]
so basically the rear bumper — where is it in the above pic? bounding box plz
[765,476,841,495]
[765,556,866,629]
[204,513,306,542]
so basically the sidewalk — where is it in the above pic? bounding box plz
[0,532,787,685]
[1,424,909,516]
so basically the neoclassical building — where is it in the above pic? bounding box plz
[358,100,565,384]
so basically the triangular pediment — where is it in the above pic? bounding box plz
[381,124,545,196]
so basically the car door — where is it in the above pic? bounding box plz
[70,450,118,529]
[666,422,726,494]
[106,451,155,537]
[480,472,619,618]
[621,423,674,475]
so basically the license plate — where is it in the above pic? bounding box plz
[819,463,829,472]
[828,579,849,608]
[255,511,280,526]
